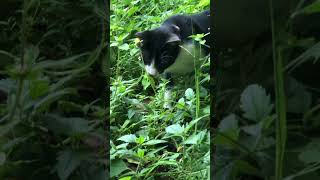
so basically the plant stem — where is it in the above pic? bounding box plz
[269,0,287,179]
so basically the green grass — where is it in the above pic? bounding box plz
[110,0,210,179]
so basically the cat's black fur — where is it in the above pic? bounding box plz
[135,10,210,108]
[136,10,210,76]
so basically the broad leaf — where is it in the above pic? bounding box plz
[46,115,90,136]
[165,124,184,135]
[184,130,207,145]
[29,79,50,99]
[117,134,137,143]
[240,84,273,121]
[56,149,83,180]
[185,88,195,100]
[110,159,129,178]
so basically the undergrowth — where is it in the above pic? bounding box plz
[110,0,210,179]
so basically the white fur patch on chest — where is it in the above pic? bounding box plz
[164,42,203,75]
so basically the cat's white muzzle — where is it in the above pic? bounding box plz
[145,60,158,76]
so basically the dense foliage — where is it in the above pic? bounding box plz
[213,1,320,180]
[110,0,210,179]
[0,0,107,179]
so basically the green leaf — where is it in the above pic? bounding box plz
[218,114,238,130]
[29,79,50,99]
[46,115,90,136]
[240,84,273,121]
[302,0,320,14]
[117,134,137,143]
[234,160,260,176]
[33,53,89,70]
[299,150,320,164]
[185,88,195,100]
[142,74,151,90]
[33,88,75,112]
[184,130,206,145]
[185,115,208,133]
[135,136,145,144]
[137,148,145,158]
[119,176,132,180]
[177,98,185,109]
[110,159,128,178]
[299,139,320,164]
[127,6,139,17]
[165,124,184,135]
[143,139,167,146]
[24,45,39,66]
[213,115,240,148]
[119,43,130,51]
[286,42,320,72]
[127,109,135,119]
[0,152,6,165]
[56,149,83,180]
[145,160,178,177]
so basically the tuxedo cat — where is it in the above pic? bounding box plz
[136,10,210,108]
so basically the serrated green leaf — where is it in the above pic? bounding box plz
[240,84,273,121]
[185,88,195,100]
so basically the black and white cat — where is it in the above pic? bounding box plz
[136,10,210,108]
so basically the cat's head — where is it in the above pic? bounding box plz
[136,24,181,76]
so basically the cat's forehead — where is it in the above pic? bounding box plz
[145,27,171,42]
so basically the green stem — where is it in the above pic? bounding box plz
[269,0,287,179]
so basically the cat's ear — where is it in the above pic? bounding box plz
[170,25,180,34]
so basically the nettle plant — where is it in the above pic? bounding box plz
[110,1,210,179]
[213,84,276,179]
[110,84,210,179]
[213,83,320,179]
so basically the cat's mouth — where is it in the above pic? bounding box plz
[145,63,159,76]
